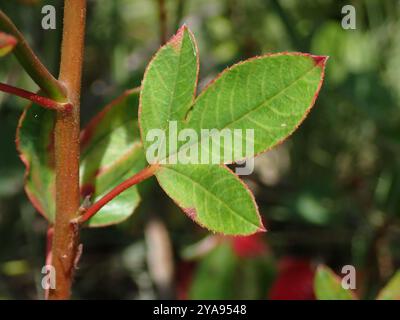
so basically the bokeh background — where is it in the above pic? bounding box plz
[1,0,400,299]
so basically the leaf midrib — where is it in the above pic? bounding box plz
[159,166,258,230]
[153,38,188,157]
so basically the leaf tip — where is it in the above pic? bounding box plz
[169,25,187,50]
[257,225,267,233]
[169,24,193,52]
[311,55,329,67]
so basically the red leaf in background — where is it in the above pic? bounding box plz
[0,32,17,57]
[231,234,268,258]
[269,257,315,300]
[176,261,196,300]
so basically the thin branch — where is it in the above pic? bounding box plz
[78,165,159,224]
[174,0,185,31]
[269,0,304,50]
[157,0,168,44]
[0,10,67,101]
[0,82,72,111]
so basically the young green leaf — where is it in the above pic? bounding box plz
[80,89,147,227]
[376,270,400,300]
[140,44,327,164]
[0,32,17,57]
[139,25,198,154]
[156,164,263,235]
[139,27,326,235]
[314,265,356,300]
[186,53,327,163]
[16,103,56,221]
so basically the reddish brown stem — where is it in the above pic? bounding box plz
[174,0,185,31]
[79,165,159,224]
[157,0,168,44]
[0,82,71,111]
[44,226,54,300]
[49,0,86,300]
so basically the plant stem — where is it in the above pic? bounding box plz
[44,227,54,300]
[0,82,71,111]
[269,0,304,50]
[79,165,159,224]
[0,10,67,101]
[174,0,185,31]
[49,0,87,300]
[157,0,168,44]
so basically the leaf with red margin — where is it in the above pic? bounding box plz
[16,89,146,226]
[156,164,265,235]
[139,25,199,155]
[140,27,327,235]
[182,52,328,164]
[0,32,17,57]
[16,103,56,221]
[80,88,147,227]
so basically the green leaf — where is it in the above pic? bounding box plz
[0,32,17,57]
[314,265,355,300]
[156,164,264,235]
[17,89,146,227]
[80,88,147,227]
[377,270,400,300]
[184,53,327,164]
[139,25,198,153]
[139,27,326,234]
[189,242,238,299]
[139,27,326,235]
[16,103,56,221]
[140,45,327,164]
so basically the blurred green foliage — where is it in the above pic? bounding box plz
[0,0,400,299]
